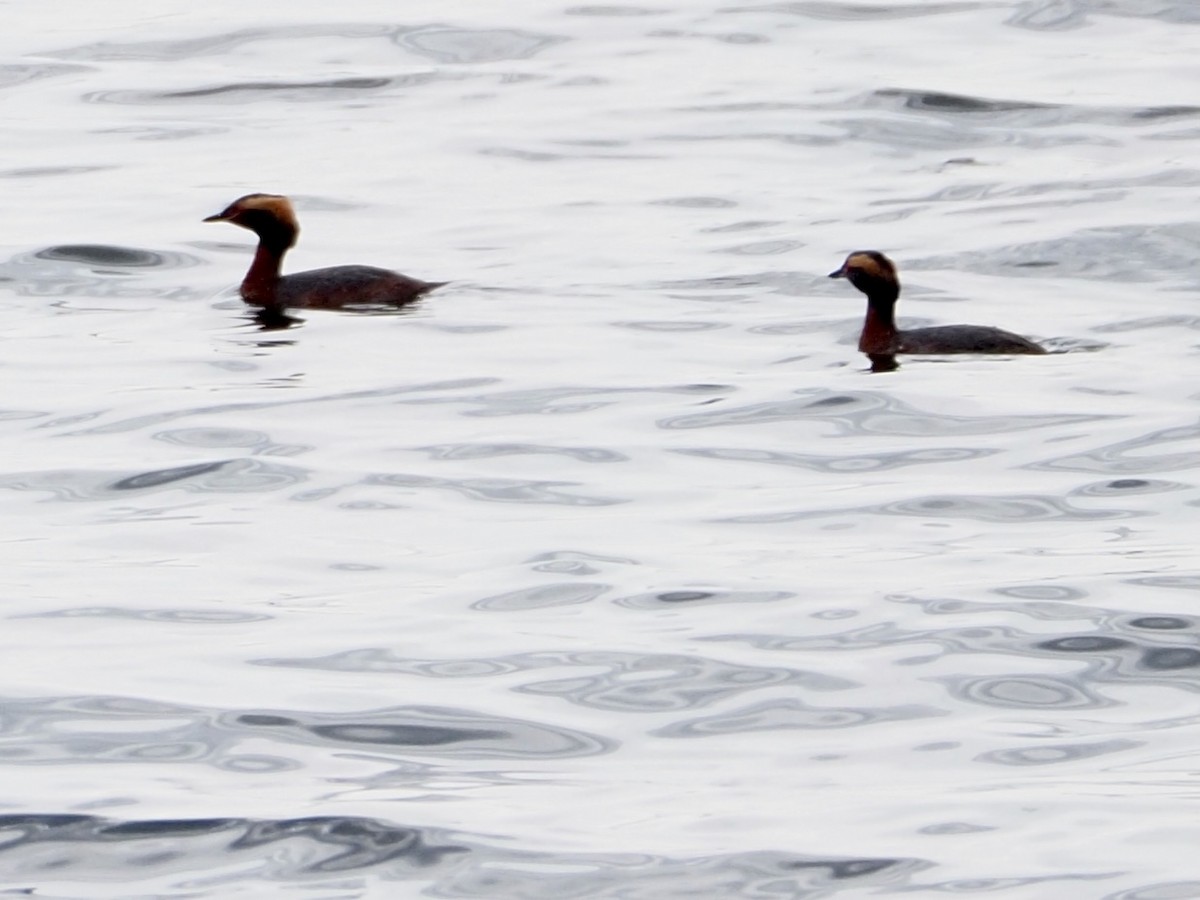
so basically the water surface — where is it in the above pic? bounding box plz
[1,1,1199,897]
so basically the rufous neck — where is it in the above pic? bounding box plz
[240,240,286,305]
[858,291,898,354]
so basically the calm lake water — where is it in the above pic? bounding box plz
[2,1,1200,897]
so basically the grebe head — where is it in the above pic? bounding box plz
[204,193,299,247]
[829,250,899,297]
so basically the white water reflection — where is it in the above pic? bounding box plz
[0,0,1198,897]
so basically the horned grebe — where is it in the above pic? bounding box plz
[204,193,444,312]
[829,250,1045,372]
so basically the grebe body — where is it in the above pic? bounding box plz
[829,250,1044,372]
[205,193,444,311]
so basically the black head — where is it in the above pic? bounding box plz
[204,193,299,248]
[828,251,900,298]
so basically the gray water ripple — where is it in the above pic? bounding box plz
[567,5,671,15]
[0,695,610,767]
[910,223,1200,283]
[1092,314,1200,333]
[256,648,852,712]
[720,238,806,256]
[650,195,738,208]
[615,589,794,608]
[939,674,1111,710]
[153,426,313,456]
[0,245,207,300]
[393,26,568,62]
[517,654,837,712]
[705,605,1200,708]
[95,123,230,141]
[786,87,1200,154]
[365,472,624,506]
[673,445,998,473]
[437,849,928,899]
[0,62,92,89]
[830,112,1095,152]
[0,458,307,501]
[526,548,640,575]
[0,814,466,881]
[415,442,627,463]
[35,244,189,268]
[471,582,613,610]
[88,72,463,106]
[1010,0,1200,30]
[1069,478,1191,498]
[1005,0,1090,30]
[729,3,989,21]
[1125,576,1200,594]
[48,24,396,60]
[701,219,786,233]
[1025,422,1200,474]
[647,270,814,298]
[657,698,946,737]
[917,874,1119,894]
[12,607,271,624]
[978,739,1143,767]
[1102,882,1200,900]
[402,382,733,417]
[63,378,500,435]
[870,170,1200,228]
[0,163,114,179]
[918,822,996,835]
[0,410,48,422]
[0,812,930,897]
[49,23,565,64]
[231,706,611,759]
[613,320,729,332]
[658,389,1107,436]
[870,88,1200,130]
[722,492,1137,525]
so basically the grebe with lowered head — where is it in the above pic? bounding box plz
[829,250,1045,373]
[204,193,445,313]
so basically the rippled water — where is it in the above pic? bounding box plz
[3,1,1200,897]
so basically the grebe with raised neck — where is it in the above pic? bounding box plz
[204,193,445,313]
[829,250,1045,372]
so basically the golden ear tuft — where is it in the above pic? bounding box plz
[232,193,294,221]
[844,251,895,280]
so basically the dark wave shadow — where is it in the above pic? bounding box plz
[50,23,566,64]
[256,647,849,713]
[0,812,929,895]
[908,222,1200,284]
[702,593,1200,721]
[673,445,998,473]
[364,472,625,506]
[656,698,947,737]
[1026,423,1200,474]
[867,88,1200,130]
[0,245,206,300]
[1008,0,1200,30]
[0,459,625,507]
[658,389,1109,436]
[53,378,501,436]
[719,492,1142,525]
[0,458,307,501]
[0,694,611,767]
[416,442,628,463]
[722,3,987,22]
[0,61,92,89]
[397,382,732,417]
[87,72,456,105]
